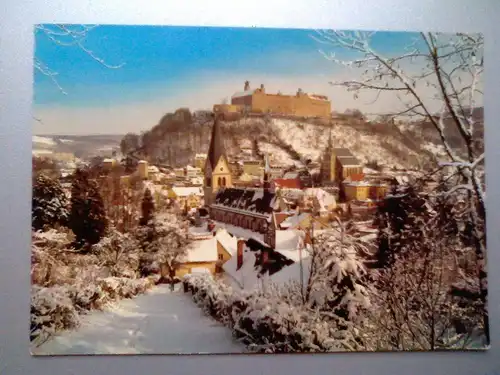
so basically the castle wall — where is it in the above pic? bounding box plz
[230,90,331,118]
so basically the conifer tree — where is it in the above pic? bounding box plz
[32,174,69,231]
[139,188,155,226]
[69,168,108,249]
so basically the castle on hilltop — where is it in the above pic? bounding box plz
[213,81,331,119]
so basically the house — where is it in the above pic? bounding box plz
[343,179,388,203]
[214,228,238,273]
[175,237,219,278]
[194,153,207,171]
[242,160,263,177]
[185,165,202,178]
[168,186,204,210]
[303,188,336,213]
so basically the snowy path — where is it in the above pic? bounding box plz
[31,285,246,355]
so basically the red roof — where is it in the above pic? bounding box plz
[273,212,291,227]
[273,178,302,189]
[347,173,365,182]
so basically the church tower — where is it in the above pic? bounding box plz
[320,127,334,183]
[263,153,271,191]
[204,115,232,207]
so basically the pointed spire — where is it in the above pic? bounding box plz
[263,153,271,191]
[206,115,227,171]
[264,153,271,173]
[328,126,333,150]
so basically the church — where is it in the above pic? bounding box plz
[203,115,302,274]
[204,115,277,236]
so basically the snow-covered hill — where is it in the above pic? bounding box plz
[222,118,428,169]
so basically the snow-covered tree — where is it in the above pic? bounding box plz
[91,229,139,278]
[374,182,429,268]
[305,224,372,325]
[136,212,191,281]
[69,169,108,249]
[32,174,69,231]
[313,30,488,342]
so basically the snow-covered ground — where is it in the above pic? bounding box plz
[32,135,56,146]
[31,284,246,355]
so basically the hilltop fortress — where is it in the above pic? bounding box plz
[213,81,331,119]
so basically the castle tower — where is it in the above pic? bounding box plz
[204,115,232,206]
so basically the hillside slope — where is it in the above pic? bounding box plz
[132,113,435,170]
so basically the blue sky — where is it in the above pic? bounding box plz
[33,25,428,134]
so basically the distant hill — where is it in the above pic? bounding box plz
[126,109,449,171]
[32,134,124,159]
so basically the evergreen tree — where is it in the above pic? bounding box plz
[69,168,108,249]
[139,188,155,226]
[308,230,371,324]
[375,183,428,268]
[32,174,69,231]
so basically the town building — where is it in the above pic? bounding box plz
[194,153,207,171]
[242,160,263,177]
[213,81,332,119]
[167,186,204,211]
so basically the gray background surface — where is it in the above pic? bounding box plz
[1,0,499,374]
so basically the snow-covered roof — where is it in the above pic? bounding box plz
[274,230,308,262]
[103,158,115,163]
[304,188,336,210]
[213,221,264,242]
[172,187,203,197]
[215,229,238,256]
[195,153,207,158]
[186,165,201,171]
[186,237,218,263]
[231,89,255,98]
[280,213,309,229]
[148,166,160,173]
[269,255,311,287]
[222,246,261,290]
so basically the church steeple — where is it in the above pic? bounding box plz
[204,114,232,207]
[206,115,227,173]
[263,153,271,191]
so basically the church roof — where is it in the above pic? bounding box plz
[206,116,227,170]
[332,148,355,157]
[212,188,276,216]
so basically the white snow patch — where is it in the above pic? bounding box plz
[33,136,56,146]
[31,285,245,355]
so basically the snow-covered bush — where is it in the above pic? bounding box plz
[31,225,157,343]
[183,273,364,353]
[30,276,156,344]
[30,285,79,344]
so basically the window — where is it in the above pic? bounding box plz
[218,254,224,261]
[222,177,226,186]
[218,177,221,186]
[220,167,224,171]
